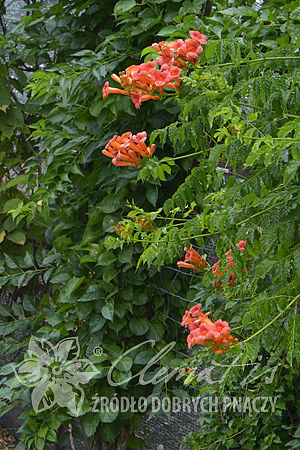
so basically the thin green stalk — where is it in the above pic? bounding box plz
[284,113,299,119]
[244,136,299,142]
[199,55,300,70]
[162,150,203,162]
[128,196,297,244]
[237,102,299,118]
[242,294,299,344]
[0,268,46,282]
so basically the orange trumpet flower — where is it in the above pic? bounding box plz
[177,245,208,271]
[152,30,207,69]
[102,131,155,167]
[181,303,238,354]
[102,61,181,108]
[212,240,247,287]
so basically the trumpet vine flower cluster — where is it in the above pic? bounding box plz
[212,240,247,287]
[102,30,207,108]
[177,245,208,271]
[110,220,127,236]
[177,241,247,288]
[181,303,238,354]
[102,62,181,108]
[152,30,207,69]
[132,215,154,231]
[102,131,155,167]
[111,216,154,237]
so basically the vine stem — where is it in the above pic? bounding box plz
[244,136,300,142]
[161,136,298,164]
[242,293,299,344]
[127,196,297,244]
[0,268,46,282]
[238,102,299,119]
[198,55,300,70]
[162,150,203,162]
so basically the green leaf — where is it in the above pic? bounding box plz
[134,350,155,365]
[65,276,85,297]
[46,429,57,442]
[114,356,133,373]
[102,303,114,321]
[284,160,300,185]
[99,406,119,424]
[4,253,18,269]
[118,247,133,264]
[290,7,300,20]
[129,318,149,335]
[81,412,99,437]
[0,230,6,243]
[6,231,26,245]
[103,267,118,282]
[146,186,158,207]
[114,0,136,15]
[90,314,106,332]
[255,260,275,279]
[108,317,126,334]
[3,198,22,213]
[132,293,147,305]
[79,284,107,302]
[51,271,71,284]
[100,423,122,443]
[70,164,84,176]
[221,6,257,17]
[205,41,218,60]
[24,251,34,267]
[2,107,24,128]
[157,25,178,36]
[0,80,10,107]
[99,194,120,213]
[141,46,156,58]
[97,252,117,266]
[148,319,164,341]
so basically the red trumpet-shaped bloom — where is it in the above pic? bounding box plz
[132,215,154,231]
[212,240,247,287]
[181,303,212,331]
[177,245,208,271]
[102,81,130,99]
[102,131,155,167]
[111,215,154,238]
[152,30,207,69]
[110,220,127,236]
[181,303,238,354]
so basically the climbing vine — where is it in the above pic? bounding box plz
[0,0,299,449]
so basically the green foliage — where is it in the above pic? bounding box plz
[0,0,299,449]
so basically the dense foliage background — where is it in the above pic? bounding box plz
[0,0,299,449]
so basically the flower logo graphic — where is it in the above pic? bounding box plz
[13,336,100,415]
